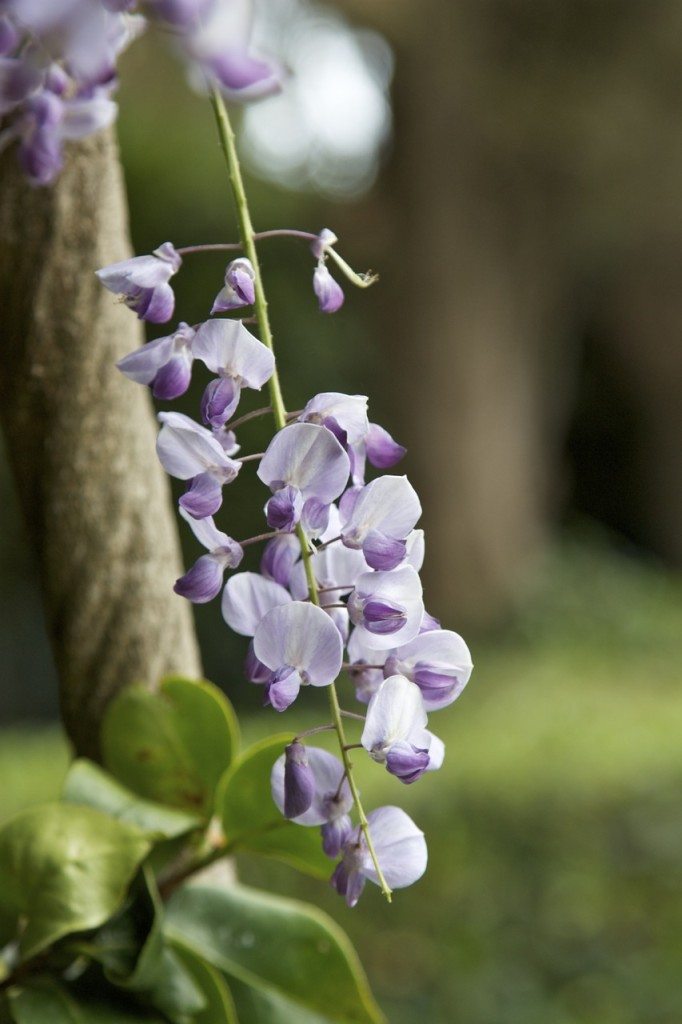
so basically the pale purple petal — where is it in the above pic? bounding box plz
[179,472,224,519]
[420,611,441,633]
[156,412,240,480]
[405,530,425,572]
[174,554,224,603]
[310,228,338,260]
[253,601,343,686]
[201,377,241,427]
[281,742,315,817]
[221,571,292,637]
[0,17,19,56]
[361,530,406,571]
[321,816,352,858]
[348,566,424,650]
[209,49,281,100]
[300,393,369,446]
[211,257,255,312]
[365,422,406,469]
[260,534,300,587]
[192,318,274,388]
[384,741,430,784]
[330,861,365,908]
[384,630,473,711]
[360,806,427,890]
[342,476,421,550]
[244,640,271,683]
[59,90,117,139]
[265,667,301,711]
[271,746,351,827]
[313,263,344,313]
[178,505,228,550]
[361,675,427,760]
[257,422,349,504]
[265,485,303,532]
[301,497,330,539]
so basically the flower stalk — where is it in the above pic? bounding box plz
[209,83,393,902]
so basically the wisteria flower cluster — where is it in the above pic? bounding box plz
[100,220,473,906]
[0,0,279,185]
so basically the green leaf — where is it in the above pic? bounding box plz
[0,804,150,960]
[94,867,205,1024]
[63,760,201,839]
[101,677,239,818]
[8,979,82,1024]
[165,883,385,1024]
[219,734,330,878]
[172,940,239,1024]
[8,979,166,1023]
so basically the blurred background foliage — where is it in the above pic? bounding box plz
[1,0,682,1021]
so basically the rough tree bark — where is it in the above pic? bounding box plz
[0,129,202,759]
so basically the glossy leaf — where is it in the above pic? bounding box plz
[96,868,205,1024]
[172,940,239,1024]
[101,676,239,817]
[0,804,150,960]
[8,980,82,1024]
[219,734,330,878]
[8,979,166,1023]
[63,760,201,839]
[165,883,385,1024]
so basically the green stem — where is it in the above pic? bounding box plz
[209,84,392,903]
[296,524,392,901]
[209,85,287,430]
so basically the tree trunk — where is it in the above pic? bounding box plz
[0,129,202,759]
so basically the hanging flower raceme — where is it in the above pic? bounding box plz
[105,110,472,912]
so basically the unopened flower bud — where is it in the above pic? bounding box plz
[313,263,344,314]
[283,742,315,818]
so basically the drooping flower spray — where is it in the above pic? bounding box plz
[49,0,477,908]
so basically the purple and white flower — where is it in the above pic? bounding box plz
[182,0,282,100]
[346,629,388,704]
[117,321,195,400]
[253,601,343,711]
[299,392,369,447]
[156,411,241,518]
[97,242,181,323]
[331,806,427,907]
[257,422,350,507]
[384,630,473,711]
[348,566,424,650]
[221,571,291,636]
[341,475,421,571]
[192,318,275,426]
[364,422,406,469]
[271,745,354,855]
[361,675,442,784]
[211,257,256,313]
[174,507,243,603]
